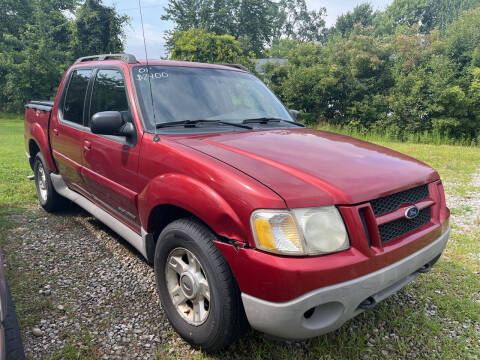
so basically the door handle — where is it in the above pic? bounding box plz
[53,128,59,136]
[83,140,92,151]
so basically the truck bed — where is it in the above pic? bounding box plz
[25,100,54,112]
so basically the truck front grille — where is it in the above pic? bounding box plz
[371,184,429,216]
[378,207,431,243]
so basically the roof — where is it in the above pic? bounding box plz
[74,53,248,72]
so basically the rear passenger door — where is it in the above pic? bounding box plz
[81,68,141,231]
[51,68,92,191]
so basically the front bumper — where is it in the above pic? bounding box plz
[241,228,449,340]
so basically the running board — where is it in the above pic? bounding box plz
[50,173,148,259]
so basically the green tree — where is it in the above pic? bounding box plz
[162,0,234,34]
[265,38,300,58]
[0,0,77,111]
[442,7,480,69]
[0,0,128,112]
[278,0,326,42]
[168,28,254,69]
[470,67,480,125]
[334,3,375,38]
[374,0,480,35]
[236,0,281,55]
[163,0,282,55]
[0,0,33,36]
[163,0,326,55]
[279,25,391,126]
[385,25,477,139]
[71,0,128,59]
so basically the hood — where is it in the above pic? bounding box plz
[173,128,439,208]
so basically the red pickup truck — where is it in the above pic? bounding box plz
[24,53,450,351]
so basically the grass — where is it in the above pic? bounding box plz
[0,114,37,207]
[0,113,479,359]
[316,121,480,147]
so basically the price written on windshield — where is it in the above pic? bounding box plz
[136,67,168,81]
[136,72,168,81]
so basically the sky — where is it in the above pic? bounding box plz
[103,0,393,59]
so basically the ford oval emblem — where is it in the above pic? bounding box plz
[405,206,419,219]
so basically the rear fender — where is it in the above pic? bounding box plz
[29,122,56,172]
[139,173,246,243]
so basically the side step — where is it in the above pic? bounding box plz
[50,173,148,259]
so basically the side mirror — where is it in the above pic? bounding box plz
[91,111,135,137]
[289,109,300,121]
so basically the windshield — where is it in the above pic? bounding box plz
[132,66,293,131]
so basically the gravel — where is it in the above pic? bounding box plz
[444,171,480,233]
[32,328,43,337]
[7,206,181,359]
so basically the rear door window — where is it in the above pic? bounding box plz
[63,69,92,125]
[89,69,130,125]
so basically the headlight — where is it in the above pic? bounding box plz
[251,210,304,255]
[251,207,349,256]
[293,207,349,254]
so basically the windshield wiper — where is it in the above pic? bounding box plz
[242,117,305,127]
[156,119,253,129]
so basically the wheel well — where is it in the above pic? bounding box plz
[149,204,192,241]
[28,140,40,169]
[147,204,216,263]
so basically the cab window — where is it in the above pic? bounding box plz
[63,69,92,125]
[89,69,130,125]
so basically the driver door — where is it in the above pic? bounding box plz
[81,68,141,231]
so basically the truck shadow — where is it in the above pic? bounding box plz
[53,200,149,265]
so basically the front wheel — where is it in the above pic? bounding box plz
[154,218,248,352]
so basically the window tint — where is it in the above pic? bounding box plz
[63,69,92,125]
[90,69,129,124]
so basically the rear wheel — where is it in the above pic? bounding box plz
[154,218,248,352]
[33,153,66,212]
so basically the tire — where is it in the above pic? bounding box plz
[3,284,26,360]
[33,153,65,212]
[154,218,249,352]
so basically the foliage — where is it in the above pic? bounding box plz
[71,0,128,59]
[332,3,376,38]
[381,9,480,140]
[260,2,480,144]
[163,0,326,55]
[265,38,301,58]
[374,0,480,35]
[277,0,326,42]
[163,0,282,56]
[265,25,392,127]
[0,0,128,112]
[168,28,254,69]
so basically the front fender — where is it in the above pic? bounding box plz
[138,173,247,243]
